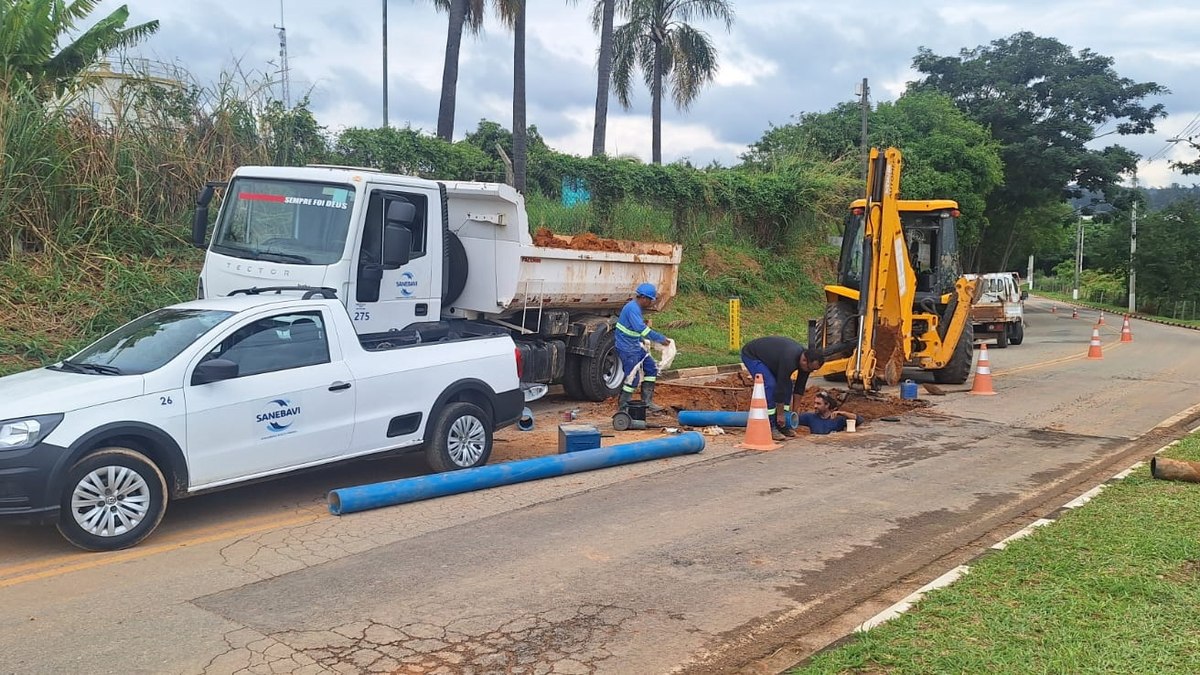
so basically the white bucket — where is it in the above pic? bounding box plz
[845,418,857,433]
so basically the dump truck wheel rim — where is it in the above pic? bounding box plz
[603,352,624,389]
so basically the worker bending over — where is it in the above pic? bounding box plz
[740,336,825,440]
[797,391,864,435]
[616,283,673,413]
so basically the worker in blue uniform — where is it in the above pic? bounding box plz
[615,283,672,413]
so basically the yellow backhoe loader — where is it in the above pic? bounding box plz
[812,147,979,389]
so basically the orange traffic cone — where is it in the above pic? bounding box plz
[1071,307,1079,319]
[969,344,996,396]
[1120,315,1133,343]
[738,373,781,451]
[1098,311,1105,325]
[1087,326,1103,359]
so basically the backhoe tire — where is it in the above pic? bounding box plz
[816,301,856,382]
[1009,322,1025,346]
[933,323,974,385]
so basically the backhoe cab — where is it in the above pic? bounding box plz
[813,147,978,389]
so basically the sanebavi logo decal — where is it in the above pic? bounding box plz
[396,271,418,297]
[257,398,300,434]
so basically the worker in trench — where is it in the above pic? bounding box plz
[615,283,673,414]
[795,391,864,435]
[739,336,825,441]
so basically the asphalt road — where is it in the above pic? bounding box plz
[2,298,1199,674]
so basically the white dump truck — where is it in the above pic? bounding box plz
[192,165,683,401]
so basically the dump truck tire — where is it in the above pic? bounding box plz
[1009,322,1024,345]
[443,232,469,306]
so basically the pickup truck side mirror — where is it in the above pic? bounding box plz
[1020,290,1029,300]
[382,224,412,270]
[192,183,218,249]
[192,358,239,385]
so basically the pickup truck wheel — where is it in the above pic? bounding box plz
[994,328,1009,349]
[426,402,493,472]
[1009,322,1025,345]
[578,335,622,401]
[932,323,974,384]
[56,448,167,552]
[561,355,586,400]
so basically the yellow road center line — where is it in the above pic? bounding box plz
[996,336,1126,377]
[0,512,321,589]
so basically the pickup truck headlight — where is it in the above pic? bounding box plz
[0,414,64,451]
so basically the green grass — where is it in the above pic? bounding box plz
[1035,289,1200,327]
[794,434,1200,675]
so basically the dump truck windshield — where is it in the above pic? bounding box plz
[211,178,357,265]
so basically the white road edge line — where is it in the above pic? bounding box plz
[851,416,1198,636]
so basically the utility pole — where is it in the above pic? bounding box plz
[382,0,389,127]
[857,78,869,181]
[273,0,290,108]
[1129,167,1138,313]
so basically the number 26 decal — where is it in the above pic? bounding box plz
[160,396,174,406]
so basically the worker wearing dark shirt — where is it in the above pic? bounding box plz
[796,391,864,435]
[740,336,824,440]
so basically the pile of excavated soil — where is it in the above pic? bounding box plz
[531,228,671,255]
[656,378,929,421]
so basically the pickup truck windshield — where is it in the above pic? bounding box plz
[61,309,234,375]
[211,178,357,265]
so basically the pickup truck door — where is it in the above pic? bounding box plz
[348,185,441,333]
[183,309,356,487]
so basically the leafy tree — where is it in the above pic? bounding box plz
[1170,137,1200,175]
[910,32,1166,268]
[332,126,499,181]
[0,0,159,98]
[743,92,1004,255]
[260,96,328,166]
[1130,199,1200,311]
[610,0,733,164]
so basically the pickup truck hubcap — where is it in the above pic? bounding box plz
[447,415,487,466]
[71,466,150,537]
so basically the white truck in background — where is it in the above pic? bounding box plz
[192,165,682,402]
[966,272,1027,348]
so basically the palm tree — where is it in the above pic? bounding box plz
[0,1,159,99]
[610,0,733,164]
[432,0,484,141]
[493,0,527,192]
[588,0,616,157]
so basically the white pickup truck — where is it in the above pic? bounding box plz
[0,290,524,551]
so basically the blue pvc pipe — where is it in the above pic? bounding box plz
[328,431,706,515]
[677,410,799,428]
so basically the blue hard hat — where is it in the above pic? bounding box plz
[636,283,657,300]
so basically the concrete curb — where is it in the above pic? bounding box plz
[1034,294,1200,332]
[792,413,1200,670]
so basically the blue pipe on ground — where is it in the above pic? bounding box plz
[677,410,799,428]
[328,431,706,515]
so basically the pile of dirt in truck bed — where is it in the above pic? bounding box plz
[532,228,672,255]
[654,376,929,420]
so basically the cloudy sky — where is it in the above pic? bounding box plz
[95,0,1199,187]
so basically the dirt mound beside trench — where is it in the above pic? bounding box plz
[655,374,929,421]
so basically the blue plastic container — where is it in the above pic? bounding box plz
[900,380,919,400]
[558,424,601,454]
